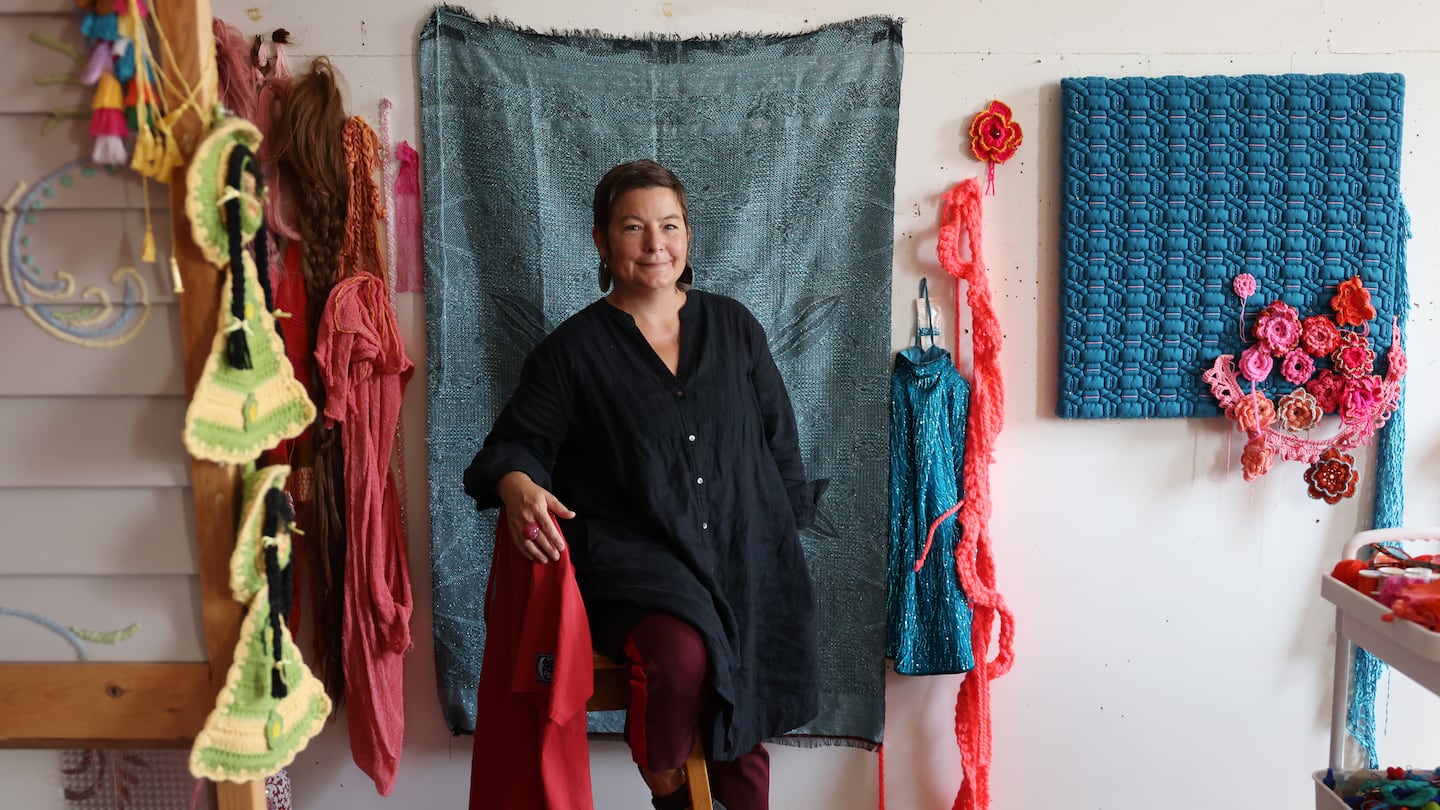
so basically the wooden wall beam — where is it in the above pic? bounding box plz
[154,1,263,808]
[0,663,210,749]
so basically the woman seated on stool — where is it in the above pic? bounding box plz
[465,159,826,810]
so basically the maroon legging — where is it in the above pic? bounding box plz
[621,612,770,810]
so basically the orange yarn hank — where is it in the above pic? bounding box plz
[340,116,388,283]
[936,178,1015,810]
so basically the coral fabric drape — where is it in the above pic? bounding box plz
[315,272,414,794]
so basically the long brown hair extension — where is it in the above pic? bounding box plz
[268,56,352,705]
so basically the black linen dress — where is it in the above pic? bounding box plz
[464,289,824,760]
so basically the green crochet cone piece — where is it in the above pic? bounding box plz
[183,251,314,465]
[230,464,290,601]
[188,587,330,783]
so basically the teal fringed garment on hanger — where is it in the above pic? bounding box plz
[887,282,975,675]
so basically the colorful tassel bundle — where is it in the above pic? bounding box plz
[76,0,157,167]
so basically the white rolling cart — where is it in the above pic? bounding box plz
[1317,527,1440,809]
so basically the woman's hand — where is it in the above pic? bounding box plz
[496,471,576,563]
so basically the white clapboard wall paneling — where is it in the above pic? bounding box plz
[3,209,176,311]
[0,397,189,488]
[0,488,196,576]
[0,118,174,212]
[0,575,205,662]
[0,13,89,116]
[0,306,184,395]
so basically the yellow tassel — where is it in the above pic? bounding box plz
[170,256,185,294]
[141,225,156,262]
[92,72,123,110]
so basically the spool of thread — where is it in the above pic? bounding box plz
[1357,569,1384,596]
[1404,568,1437,585]
[1377,566,1408,581]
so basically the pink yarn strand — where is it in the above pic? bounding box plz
[393,141,424,293]
[915,501,963,573]
[936,178,1013,810]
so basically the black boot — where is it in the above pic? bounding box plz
[651,784,690,810]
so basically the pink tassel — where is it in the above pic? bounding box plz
[81,42,113,86]
[92,134,127,165]
[393,141,424,293]
[89,108,128,137]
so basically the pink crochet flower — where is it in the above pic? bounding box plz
[1339,375,1384,425]
[1276,388,1323,432]
[1241,436,1273,481]
[1232,273,1257,300]
[1331,276,1377,328]
[1239,345,1274,383]
[1280,349,1315,386]
[1232,391,1276,434]
[1300,315,1342,358]
[1305,369,1346,413]
[1333,331,1376,378]
[1253,300,1301,356]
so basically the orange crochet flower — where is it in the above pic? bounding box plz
[1241,436,1273,481]
[1331,276,1376,328]
[1304,448,1358,504]
[1276,388,1323,432]
[969,101,1023,165]
[1231,391,1276,434]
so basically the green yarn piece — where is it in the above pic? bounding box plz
[182,253,314,466]
[68,623,141,644]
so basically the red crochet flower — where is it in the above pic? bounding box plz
[969,100,1023,165]
[1241,436,1273,481]
[1277,388,1323,432]
[1300,315,1342,357]
[1253,300,1301,356]
[1331,276,1377,328]
[1304,448,1358,504]
[1305,369,1346,413]
[1332,331,1376,378]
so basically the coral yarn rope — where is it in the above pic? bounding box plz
[936,178,1015,810]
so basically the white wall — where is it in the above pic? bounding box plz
[206,1,1440,808]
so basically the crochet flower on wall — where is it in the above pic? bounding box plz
[1202,274,1405,503]
[969,100,1022,195]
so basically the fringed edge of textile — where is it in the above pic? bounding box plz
[424,5,902,44]
[768,734,881,753]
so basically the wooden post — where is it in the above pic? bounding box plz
[154,1,263,808]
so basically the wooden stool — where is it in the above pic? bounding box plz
[589,652,713,810]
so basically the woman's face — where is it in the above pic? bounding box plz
[594,186,690,295]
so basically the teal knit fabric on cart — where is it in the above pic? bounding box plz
[1057,73,1407,419]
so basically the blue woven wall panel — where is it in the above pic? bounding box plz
[1057,73,1407,419]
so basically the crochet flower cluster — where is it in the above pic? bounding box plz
[1202,274,1405,503]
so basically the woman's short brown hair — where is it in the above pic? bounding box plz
[592,159,690,231]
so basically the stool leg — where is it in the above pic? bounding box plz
[683,731,712,810]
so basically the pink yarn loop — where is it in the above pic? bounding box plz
[936,178,1013,810]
